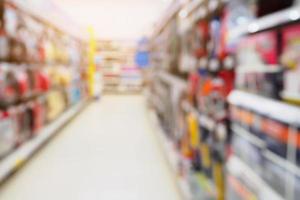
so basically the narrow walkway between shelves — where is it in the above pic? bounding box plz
[0,95,181,200]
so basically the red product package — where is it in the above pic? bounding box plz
[218,10,229,60]
[188,72,199,105]
[218,69,235,97]
[239,31,278,65]
[281,23,300,68]
[37,70,51,92]
[15,70,29,96]
[32,98,46,134]
[281,24,300,102]
[194,20,209,58]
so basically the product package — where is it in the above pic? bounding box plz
[15,103,34,145]
[194,20,209,58]
[281,23,300,104]
[45,90,67,123]
[238,30,279,66]
[236,30,284,99]
[188,72,200,107]
[32,97,47,134]
[0,64,19,107]
[0,110,17,158]
[235,70,284,99]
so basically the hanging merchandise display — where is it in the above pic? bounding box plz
[147,0,300,199]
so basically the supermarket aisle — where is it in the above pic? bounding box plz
[0,95,181,200]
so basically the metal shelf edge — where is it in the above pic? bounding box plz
[0,100,88,183]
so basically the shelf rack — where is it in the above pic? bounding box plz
[148,109,193,200]
[8,0,87,40]
[0,100,88,184]
[228,6,300,40]
[227,156,283,200]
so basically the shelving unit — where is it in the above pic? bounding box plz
[0,100,87,183]
[0,0,90,184]
[147,0,300,199]
[227,156,283,200]
[97,40,142,93]
[148,109,194,200]
[158,71,187,90]
[8,0,86,40]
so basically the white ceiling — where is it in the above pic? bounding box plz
[52,0,171,41]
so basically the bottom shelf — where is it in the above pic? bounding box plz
[0,100,88,183]
[227,156,283,200]
[148,109,192,199]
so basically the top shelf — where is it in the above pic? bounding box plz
[229,6,300,40]
[8,0,87,41]
[152,0,183,38]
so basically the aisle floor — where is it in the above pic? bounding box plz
[0,95,181,200]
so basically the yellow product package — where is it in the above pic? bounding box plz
[187,113,200,148]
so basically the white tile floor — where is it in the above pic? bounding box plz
[0,95,181,200]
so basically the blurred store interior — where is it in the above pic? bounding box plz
[0,0,300,200]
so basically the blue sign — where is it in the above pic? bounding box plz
[135,51,149,68]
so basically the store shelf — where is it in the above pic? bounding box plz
[232,124,266,149]
[227,156,283,200]
[182,101,216,131]
[179,0,223,34]
[158,72,188,90]
[152,0,183,37]
[228,90,300,125]
[8,0,86,40]
[149,110,193,200]
[282,91,300,104]
[229,6,300,40]
[0,100,87,183]
[264,149,300,178]
[151,106,217,199]
[232,124,300,175]
[194,173,217,199]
